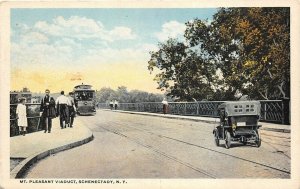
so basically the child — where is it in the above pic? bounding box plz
[16,98,28,136]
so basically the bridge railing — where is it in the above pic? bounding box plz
[97,100,289,124]
[10,103,42,137]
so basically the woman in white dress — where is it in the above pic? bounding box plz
[16,98,28,136]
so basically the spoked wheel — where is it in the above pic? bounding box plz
[256,139,261,147]
[225,131,231,149]
[214,129,220,146]
[255,130,261,148]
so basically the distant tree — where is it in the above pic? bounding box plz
[129,90,164,103]
[116,86,130,103]
[148,92,164,102]
[129,90,149,103]
[96,87,164,103]
[95,87,116,103]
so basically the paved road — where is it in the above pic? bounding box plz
[25,110,290,178]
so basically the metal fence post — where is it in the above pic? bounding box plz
[281,100,284,124]
[264,103,267,121]
[282,98,290,125]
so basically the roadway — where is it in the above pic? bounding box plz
[25,110,290,178]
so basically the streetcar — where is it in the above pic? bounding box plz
[213,101,262,149]
[73,84,96,115]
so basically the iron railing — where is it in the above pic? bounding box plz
[97,100,290,124]
[10,100,288,137]
[10,103,42,137]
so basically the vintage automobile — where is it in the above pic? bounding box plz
[213,101,262,149]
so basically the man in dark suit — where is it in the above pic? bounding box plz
[40,89,56,133]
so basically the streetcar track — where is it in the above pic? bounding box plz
[145,129,290,174]
[262,136,290,142]
[262,139,290,147]
[98,125,217,178]
[81,113,290,176]
[261,140,291,159]
[260,133,291,140]
[99,119,291,175]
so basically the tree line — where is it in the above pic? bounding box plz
[95,86,165,103]
[148,7,290,101]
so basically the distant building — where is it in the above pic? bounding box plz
[10,87,32,104]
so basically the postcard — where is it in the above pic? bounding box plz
[1,1,300,189]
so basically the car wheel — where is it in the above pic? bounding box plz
[225,131,231,149]
[213,129,220,146]
[255,130,261,148]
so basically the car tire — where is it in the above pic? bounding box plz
[225,131,231,149]
[215,134,220,147]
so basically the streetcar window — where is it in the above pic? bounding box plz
[74,91,94,100]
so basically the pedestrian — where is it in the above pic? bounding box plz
[114,100,118,110]
[56,91,71,129]
[109,100,114,110]
[67,92,77,128]
[16,98,28,136]
[40,89,56,133]
[162,98,168,114]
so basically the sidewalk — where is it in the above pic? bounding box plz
[10,117,93,178]
[106,109,291,133]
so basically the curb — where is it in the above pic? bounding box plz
[102,109,290,133]
[103,109,219,123]
[10,133,94,178]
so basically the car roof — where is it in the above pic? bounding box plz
[219,101,261,116]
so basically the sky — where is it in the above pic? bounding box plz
[11,8,218,94]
